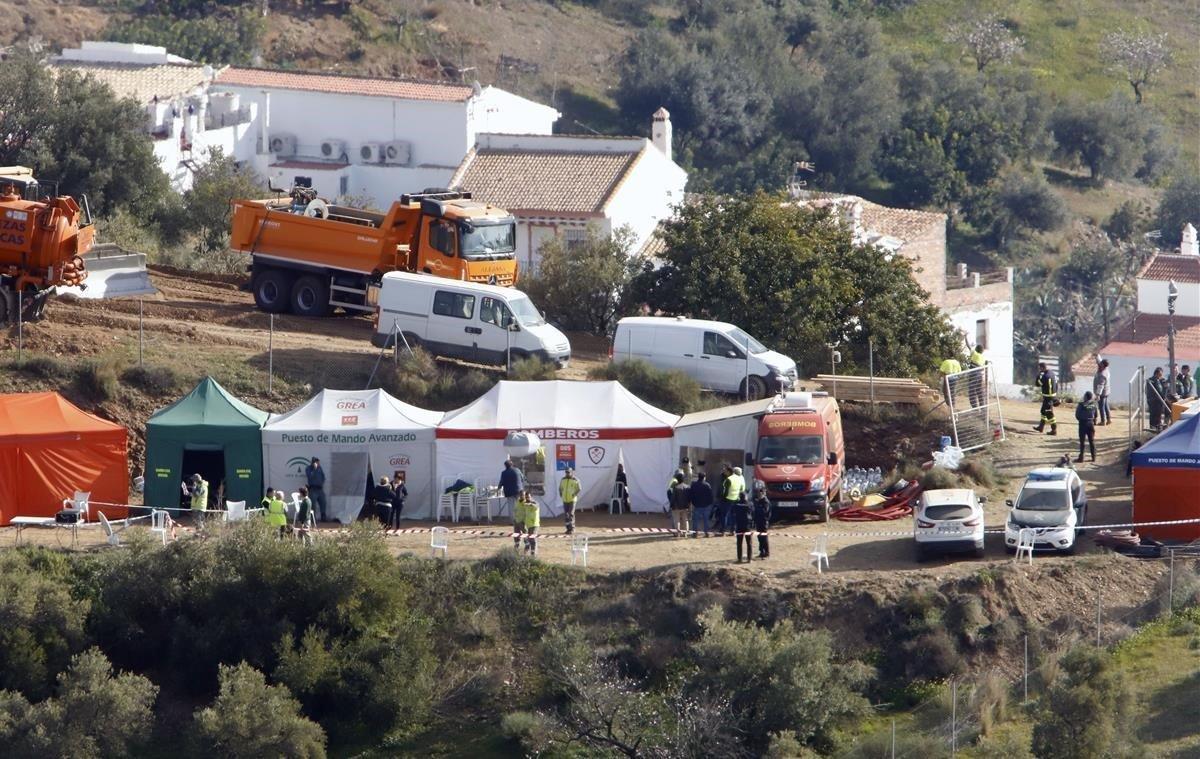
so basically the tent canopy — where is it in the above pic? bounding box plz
[263,389,442,522]
[0,392,128,524]
[1131,414,1200,469]
[675,398,773,451]
[144,377,270,510]
[437,381,678,515]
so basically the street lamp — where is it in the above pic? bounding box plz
[1167,279,1178,396]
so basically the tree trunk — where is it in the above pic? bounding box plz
[1132,81,1143,104]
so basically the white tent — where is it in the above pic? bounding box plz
[436,381,679,516]
[674,398,774,453]
[262,389,443,522]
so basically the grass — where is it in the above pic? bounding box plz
[1111,610,1200,756]
[880,0,1199,167]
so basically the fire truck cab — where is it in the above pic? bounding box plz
[749,392,844,522]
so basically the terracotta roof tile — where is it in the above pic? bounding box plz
[216,67,472,102]
[452,148,641,214]
[51,61,212,103]
[859,201,945,241]
[1139,254,1200,284]
[1075,314,1200,374]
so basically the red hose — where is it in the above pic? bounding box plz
[832,481,922,522]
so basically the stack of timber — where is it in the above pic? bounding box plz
[810,375,941,408]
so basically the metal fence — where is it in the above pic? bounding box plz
[944,364,1005,451]
[1128,364,1145,451]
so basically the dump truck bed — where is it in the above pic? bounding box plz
[230,200,400,276]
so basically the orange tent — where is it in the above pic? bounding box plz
[0,392,128,525]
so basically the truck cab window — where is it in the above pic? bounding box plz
[433,291,475,319]
[480,297,512,328]
[429,221,455,255]
[704,331,741,358]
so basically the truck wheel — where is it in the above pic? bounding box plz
[817,501,830,523]
[291,275,330,317]
[741,375,768,400]
[253,269,293,313]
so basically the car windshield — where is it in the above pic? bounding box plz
[924,504,973,521]
[460,221,516,259]
[756,435,822,465]
[1016,489,1069,511]
[729,327,767,354]
[508,295,545,327]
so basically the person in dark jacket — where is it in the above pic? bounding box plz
[372,477,393,525]
[615,463,630,513]
[669,472,691,537]
[305,457,328,522]
[689,472,714,537]
[733,489,753,563]
[500,459,523,537]
[1074,391,1098,463]
[1147,368,1170,431]
[751,483,770,559]
[389,472,408,529]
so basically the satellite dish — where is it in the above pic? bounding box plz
[503,431,541,458]
[304,199,329,219]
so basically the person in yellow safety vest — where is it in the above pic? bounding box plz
[1033,361,1059,435]
[521,491,540,555]
[718,465,745,537]
[260,487,275,513]
[266,488,288,538]
[968,345,988,409]
[938,356,962,408]
[559,468,581,535]
[188,474,208,529]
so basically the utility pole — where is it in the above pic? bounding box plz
[1096,587,1102,647]
[1168,549,1175,615]
[1167,280,1178,399]
[138,299,144,367]
[268,312,274,394]
[1023,634,1029,701]
[868,338,876,409]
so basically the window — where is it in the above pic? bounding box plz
[975,319,989,350]
[564,228,588,251]
[703,331,741,358]
[339,175,349,197]
[479,296,513,328]
[429,221,455,255]
[432,291,475,319]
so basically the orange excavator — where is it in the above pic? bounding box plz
[0,167,93,323]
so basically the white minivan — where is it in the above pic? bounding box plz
[369,272,571,367]
[612,317,797,398]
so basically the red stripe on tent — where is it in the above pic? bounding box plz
[435,427,674,440]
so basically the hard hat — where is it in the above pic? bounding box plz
[191,473,202,482]
[733,466,743,475]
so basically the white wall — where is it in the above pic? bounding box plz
[946,300,1015,385]
[601,145,687,256]
[1138,278,1200,318]
[469,86,558,137]
[217,86,472,169]
[151,103,258,191]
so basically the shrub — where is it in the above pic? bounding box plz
[945,595,988,643]
[194,663,326,758]
[10,355,71,381]
[1032,646,1141,759]
[508,357,557,381]
[588,359,709,414]
[457,369,495,400]
[957,456,996,488]
[902,630,966,680]
[919,466,961,491]
[121,364,181,396]
[72,360,119,403]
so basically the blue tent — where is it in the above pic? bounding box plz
[1130,414,1200,469]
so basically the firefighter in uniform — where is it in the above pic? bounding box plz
[1034,362,1058,435]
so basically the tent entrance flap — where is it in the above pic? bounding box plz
[181,450,224,509]
[330,451,370,524]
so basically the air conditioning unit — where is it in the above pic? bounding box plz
[320,139,347,161]
[383,140,411,166]
[268,132,297,157]
[359,142,384,164]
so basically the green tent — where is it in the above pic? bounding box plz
[144,377,270,511]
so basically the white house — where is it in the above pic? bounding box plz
[212,67,559,205]
[1072,225,1200,403]
[448,108,688,273]
[790,190,1016,386]
[51,41,258,191]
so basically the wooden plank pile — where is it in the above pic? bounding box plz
[810,375,941,408]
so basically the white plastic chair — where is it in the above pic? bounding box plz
[570,534,590,567]
[809,534,830,573]
[609,482,627,515]
[225,500,247,522]
[457,486,479,522]
[62,490,91,522]
[431,525,449,559]
[437,475,461,523]
[1015,528,1035,565]
[98,512,120,546]
[149,509,172,545]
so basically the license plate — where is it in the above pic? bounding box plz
[937,524,958,534]
[776,501,799,508]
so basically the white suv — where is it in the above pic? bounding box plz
[1004,468,1088,554]
[914,489,986,561]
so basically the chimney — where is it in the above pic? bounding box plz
[651,107,672,162]
[1182,223,1198,256]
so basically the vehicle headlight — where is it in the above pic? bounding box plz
[810,476,824,491]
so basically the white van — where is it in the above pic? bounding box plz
[370,272,571,367]
[612,317,796,398]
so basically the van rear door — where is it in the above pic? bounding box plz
[428,288,476,359]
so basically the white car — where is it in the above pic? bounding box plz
[1004,468,1088,554]
[914,488,986,560]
